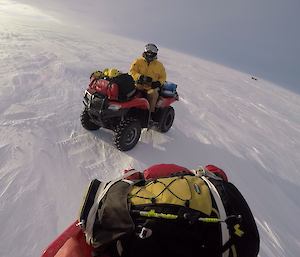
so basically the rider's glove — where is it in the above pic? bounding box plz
[151,81,161,89]
[138,75,152,84]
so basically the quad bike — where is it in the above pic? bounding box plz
[80,75,179,151]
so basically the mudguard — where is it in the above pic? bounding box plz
[41,221,99,257]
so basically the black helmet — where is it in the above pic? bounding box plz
[142,43,158,62]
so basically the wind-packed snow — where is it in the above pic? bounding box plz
[1,2,300,257]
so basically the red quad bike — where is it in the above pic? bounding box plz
[80,74,179,151]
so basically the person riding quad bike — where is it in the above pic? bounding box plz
[80,66,178,151]
[129,43,166,119]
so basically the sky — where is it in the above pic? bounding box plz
[1,1,300,257]
[8,0,300,94]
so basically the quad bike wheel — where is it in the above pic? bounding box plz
[160,106,175,132]
[80,107,101,131]
[113,118,141,151]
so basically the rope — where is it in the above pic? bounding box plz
[128,176,193,204]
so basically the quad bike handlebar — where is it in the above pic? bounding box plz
[136,75,152,85]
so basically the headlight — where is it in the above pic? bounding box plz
[83,90,92,102]
[108,104,121,111]
[83,90,89,98]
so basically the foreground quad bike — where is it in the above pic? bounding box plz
[41,164,260,257]
[80,75,179,151]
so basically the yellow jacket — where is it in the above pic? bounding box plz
[130,57,166,90]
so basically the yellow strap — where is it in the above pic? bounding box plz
[139,209,178,220]
[234,224,244,237]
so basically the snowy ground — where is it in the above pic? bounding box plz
[1,3,300,257]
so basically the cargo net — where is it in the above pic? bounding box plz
[128,177,192,207]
